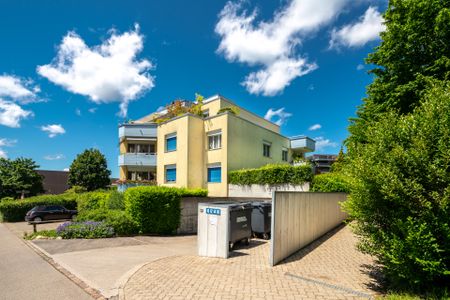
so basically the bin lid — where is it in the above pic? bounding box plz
[199,201,252,209]
[251,201,272,207]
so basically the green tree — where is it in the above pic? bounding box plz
[331,146,345,172]
[0,157,43,198]
[347,0,450,146]
[343,82,450,289]
[68,149,111,191]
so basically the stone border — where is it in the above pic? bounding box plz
[22,238,106,300]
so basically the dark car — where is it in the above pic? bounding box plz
[25,205,77,222]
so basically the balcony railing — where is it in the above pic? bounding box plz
[119,124,157,140]
[290,136,316,152]
[118,153,157,167]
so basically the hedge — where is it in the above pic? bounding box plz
[310,173,351,193]
[124,186,181,234]
[228,164,313,185]
[0,194,78,222]
[76,190,125,213]
[176,187,208,197]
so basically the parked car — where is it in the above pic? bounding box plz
[25,205,77,222]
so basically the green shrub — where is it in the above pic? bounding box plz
[310,173,351,193]
[229,164,313,185]
[0,197,14,202]
[343,82,450,289]
[64,186,87,194]
[0,194,77,222]
[176,187,208,197]
[76,191,110,213]
[76,208,138,236]
[56,221,114,239]
[105,191,125,210]
[124,186,181,234]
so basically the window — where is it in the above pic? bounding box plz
[208,131,222,150]
[207,164,221,183]
[128,144,136,153]
[127,171,154,180]
[165,165,176,182]
[282,149,288,161]
[166,133,177,152]
[202,109,210,118]
[127,143,154,154]
[263,142,271,157]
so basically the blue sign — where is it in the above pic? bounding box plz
[206,208,221,215]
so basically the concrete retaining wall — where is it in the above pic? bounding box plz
[270,192,347,266]
[228,183,310,198]
[177,197,267,234]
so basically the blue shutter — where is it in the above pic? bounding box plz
[207,167,221,183]
[166,137,177,151]
[166,168,176,182]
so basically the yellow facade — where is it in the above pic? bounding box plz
[156,108,290,196]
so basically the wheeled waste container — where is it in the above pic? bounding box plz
[251,202,272,240]
[198,201,252,258]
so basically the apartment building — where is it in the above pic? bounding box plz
[307,154,338,174]
[118,95,315,196]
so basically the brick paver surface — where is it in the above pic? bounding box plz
[122,225,379,300]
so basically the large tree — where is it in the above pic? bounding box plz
[344,0,450,290]
[0,157,43,198]
[347,0,450,146]
[68,149,111,191]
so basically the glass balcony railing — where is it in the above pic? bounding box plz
[290,136,316,152]
[119,124,157,140]
[118,153,157,166]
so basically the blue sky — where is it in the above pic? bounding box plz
[0,0,386,178]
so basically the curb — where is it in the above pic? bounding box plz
[24,239,107,300]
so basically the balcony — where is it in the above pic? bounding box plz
[290,136,316,152]
[118,153,157,167]
[119,123,157,140]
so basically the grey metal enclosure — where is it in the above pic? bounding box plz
[251,202,272,239]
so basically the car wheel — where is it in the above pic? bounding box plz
[262,233,270,240]
[33,217,42,222]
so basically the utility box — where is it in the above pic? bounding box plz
[198,202,252,258]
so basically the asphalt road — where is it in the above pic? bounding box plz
[0,223,92,300]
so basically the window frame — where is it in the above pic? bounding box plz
[282,148,288,162]
[207,130,222,150]
[263,142,272,158]
[207,163,222,183]
[165,165,177,183]
[165,133,177,152]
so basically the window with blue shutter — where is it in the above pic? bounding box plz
[165,166,176,182]
[166,136,177,152]
[207,167,221,183]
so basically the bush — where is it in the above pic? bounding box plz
[310,173,351,193]
[124,186,181,234]
[105,191,125,210]
[24,229,57,240]
[0,194,77,222]
[176,187,208,197]
[56,221,114,239]
[229,164,313,185]
[76,208,138,236]
[76,191,110,213]
[343,82,450,289]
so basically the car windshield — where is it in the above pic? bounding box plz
[30,206,43,211]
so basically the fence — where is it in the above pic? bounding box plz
[270,192,347,266]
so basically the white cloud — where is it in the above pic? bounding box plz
[264,107,292,126]
[356,64,365,70]
[308,123,322,131]
[75,108,81,116]
[0,99,33,128]
[63,168,70,171]
[0,75,40,104]
[314,136,338,151]
[37,24,154,116]
[216,0,348,95]
[44,154,65,160]
[0,138,17,159]
[41,124,66,138]
[88,107,97,113]
[330,7,385,48]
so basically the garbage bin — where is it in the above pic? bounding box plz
[251,202,272,240]
[228,202,252,250]
[198,201,252,258]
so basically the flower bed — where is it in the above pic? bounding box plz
[56,221,114,239]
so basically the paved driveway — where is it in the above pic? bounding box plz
[0,223,92,300]
[122,225,379,300]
